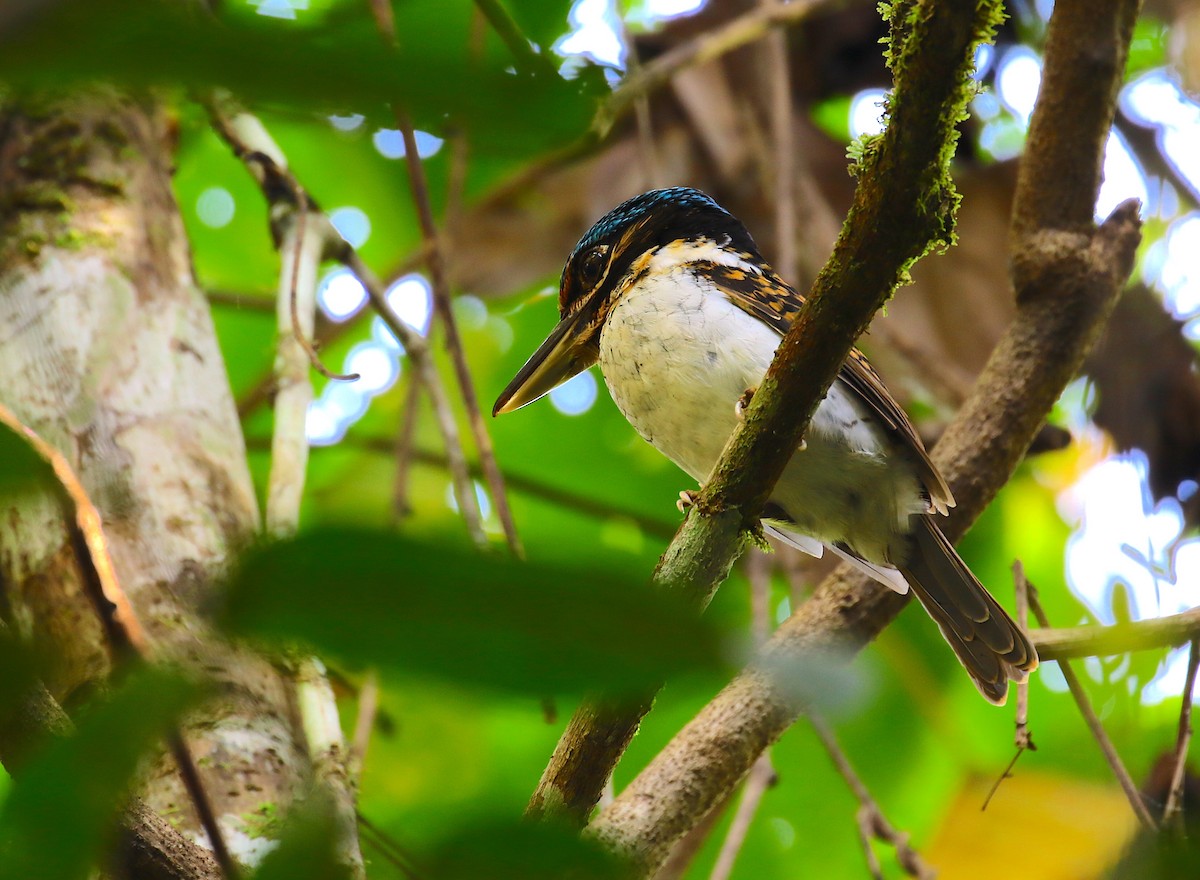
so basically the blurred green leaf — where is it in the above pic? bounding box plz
[506,0,575,51]
[251,798,353,880]
[0,669,197,880]
[1125,17,1168,76]
[0,0,605,155]
[0,627,39,732]
[427,819,624,880]
[0,422,56,500]
[810,95,852,144]
[217,527,726,695]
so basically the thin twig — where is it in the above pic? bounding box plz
[348,671,380,786]
[709,755,777,880]
[365,0,395,44]
[391,378,423,521]
[392,109,523,557]
[292,656,364,877]
[1114,110,1200,211]
[651,804,730,880]
[809,712,935,880]
[342,249,488,546]
[1013,564,1034,752]
[233,242,431,418]
[762,0,797,284]
[357,812,424,880]
[370,0,515,553]
[205,97,488,548]
[983,562,1037,811]
[599,0,829,134]
[248,433,679,540]
[622,26,663,190]
[470,0,555,76]
[206,290,275,312]
[245,102,367,879]
[709,552,777,880]
[266,213,338,538]
[1163,637,1200,828]
[0,403,239,879]
[166,730,238,879]
[1026,583,1158,831]
[855,804,886,880]
[288,209,359,382]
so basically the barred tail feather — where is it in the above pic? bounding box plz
[899,515,1038,705]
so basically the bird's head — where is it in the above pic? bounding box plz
[493,187,760,415]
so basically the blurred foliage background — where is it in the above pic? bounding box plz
[4,0,1200,877]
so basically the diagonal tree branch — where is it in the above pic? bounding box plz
[583,0,1143,872]
[530,0,1007,831]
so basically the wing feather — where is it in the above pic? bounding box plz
[706,259,955,515]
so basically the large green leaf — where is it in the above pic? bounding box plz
[506,0,576,51]
[217,527,727,695]
[0,670,197,880]
[0,0,605,155]
[426,819,624,880]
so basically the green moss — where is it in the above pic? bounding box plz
[241,801,283,840]
[846,133,883,178]
[54,228,86,250]
[21,231,47,256]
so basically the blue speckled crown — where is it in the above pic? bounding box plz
[574,187,730,252]
[557,187,761,316]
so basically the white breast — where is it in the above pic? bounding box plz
[597,264,927,565]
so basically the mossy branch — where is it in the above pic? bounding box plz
[586,0,1142,873]
[528,0,1004,833]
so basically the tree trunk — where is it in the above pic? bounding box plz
[0,88,306,862]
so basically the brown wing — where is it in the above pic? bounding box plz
[709,259,955,515]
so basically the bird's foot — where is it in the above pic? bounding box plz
[676,489,699,514]
[747,521,771,551]
[736,387,807,450]
[735,386,756,420]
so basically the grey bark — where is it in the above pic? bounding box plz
[0,88,307,864]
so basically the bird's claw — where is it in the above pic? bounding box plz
[735,387,756,420]
[676,489,699,514]
[735,386,807,450]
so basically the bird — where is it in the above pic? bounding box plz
[492,186,1037,704]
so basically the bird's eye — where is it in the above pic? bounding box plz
[578,247,606,288]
